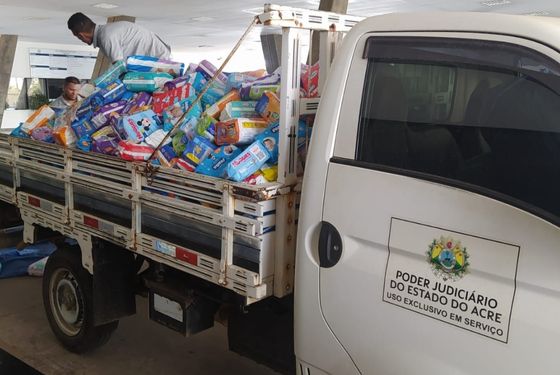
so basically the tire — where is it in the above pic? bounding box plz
[42,247,119,353]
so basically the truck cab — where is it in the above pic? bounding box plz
[297,12,560,374]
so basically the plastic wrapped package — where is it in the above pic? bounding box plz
[71,118,97,139]
[10,124,30,139]
[152,84,195,115]
[195,115,217,142]
[97,79,128,104]
[53,126,77,147]
[0,242,56,279]
[255,121,279,164]
[31,125,54,143]
[239,70,281,100]
[122,92,153,115]
[22,105,55,135]
[204,90,241,119]
[260,163,278,182]
[76,136,92,152]
[119,109,163,143]
[181,136,217,171]
[157,144,178,168]
[164,72,207,93]
[91,100,128,128]
[243,170,269,185]
[226,73,258,91]
[93,60,127,87]
[126,55,185,77]
[219,101,259,121]
[255,91,280,123]
[91,126,121,155]
[227,141,271,182]
[123,72,174,92]
[118,141,154,161]
[201,81,227,109]
[195,145,241,178]
[172,131,189,155]
[162,96,202,133]
[145,129,171,148]
[196,60,227,85]
[215,118,268,145]
[301,62,319,98]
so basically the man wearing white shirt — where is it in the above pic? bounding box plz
[67,12,171,63]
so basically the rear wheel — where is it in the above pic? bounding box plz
[42,247,118,353]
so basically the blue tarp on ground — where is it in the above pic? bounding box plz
[0,242,56,279]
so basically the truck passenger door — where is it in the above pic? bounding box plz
[312,33,560,374]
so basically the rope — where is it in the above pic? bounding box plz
[145,16,259,182]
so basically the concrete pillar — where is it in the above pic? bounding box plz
[91,15,135,80]
[310,0,348,64]
[0,35,18,126]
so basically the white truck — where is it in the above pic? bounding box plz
[1,5,560,374]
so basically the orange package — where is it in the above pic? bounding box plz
[205,90,240,119]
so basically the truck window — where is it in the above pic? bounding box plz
[356,37,560,222]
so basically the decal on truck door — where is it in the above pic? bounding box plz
[383,218,519,343]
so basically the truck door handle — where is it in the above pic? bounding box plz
[318,221,343,268]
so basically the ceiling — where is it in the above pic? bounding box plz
[0,0,558,66]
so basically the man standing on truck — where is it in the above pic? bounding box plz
[67,12,171,63]
[49,76,81,115]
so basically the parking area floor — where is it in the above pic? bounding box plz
[0,276,278,375]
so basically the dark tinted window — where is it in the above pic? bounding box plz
[356,37,560,219]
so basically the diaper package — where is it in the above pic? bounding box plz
[22,105,55,135]
[157,144,178,168]
[152,84,195,114]
[118,141,154,161]
[172,131,189,155]
[301,62,319,98]
[196,60,227,85]
[196,115,217,142]
[162,96,202,132]
[76,136,92,152]
[227,141,271,182]
[93,60,127,87]
[181,136,217,171]
[164,72,206,92]
[53,126,77,147]
[91,100,128,128]
[255,91,280,124]
[202,81,227,109]
[215,118,268,145]
[91,126,121,156]
[122,92,153,115]
[239,71,281,100]
[243,170,269,185]
[31,125,54,143]
[98,79,127,104]
[120,109,162,143]
[123,72,173,92]
[196,145,241,178]
[71,118,97,139]
[255,121,279,164]
[205,90,240,119]
[226,73,257,91]
[145,129,171,148]
[219,101,259,121]
[10,124,29,139]
[126,55,185,77]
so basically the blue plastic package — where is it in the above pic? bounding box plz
[0,242,57,279]
[71,118,97,139]
[196,145,241,178]
[76,136,92,152]
[181,136,217,171]
[255,121,279,164]
[10,123,30,139]
[227,141,271,182]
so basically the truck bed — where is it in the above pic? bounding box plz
[0,133,294,304]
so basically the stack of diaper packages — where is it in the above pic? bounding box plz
[12,56,314,185]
